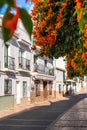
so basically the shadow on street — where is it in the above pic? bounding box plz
[0,93,87,130]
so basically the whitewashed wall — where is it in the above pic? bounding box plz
[0,29,32,100]
[55,57,66,70]
[0,38,4,69]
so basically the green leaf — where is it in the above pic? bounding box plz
[43,0,47,5]
[2,7,14,42]
[79,18,84,32]
[82,11,87,23]
[19,8,33,38]
[0,0,14,7]
[0,0,7,7]
[73,8,80,16]
[6,0,14,7]
[2,27,12,42]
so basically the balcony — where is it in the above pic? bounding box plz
[18,57,30,72]
[33,63,54,76]
[4,56,15,73]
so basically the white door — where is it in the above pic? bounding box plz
[16,81,21,104]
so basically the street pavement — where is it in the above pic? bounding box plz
[47,93,87,130]
[0,92,87,130]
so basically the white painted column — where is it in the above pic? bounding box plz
[52,81,56,97]
[16,81,21,104]
[40,80,43,92]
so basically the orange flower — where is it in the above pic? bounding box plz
[84,40,87,48]
[4,0,20,36]
[74,0,83,9]
[77,8,83,22]
[56,21,61,29]
[82,52,87,66]
[61,2,67,8]
[84,30,87,38]
[84,24,87,29]
[48,7,53,14]
[74,53,79,59]
[71,59,76,70]
[38,0,42,2]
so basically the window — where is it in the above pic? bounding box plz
[4,45,8,67]
[19,49,23,63]
[4,79,12,95]
[45,60,47,66]
[34,55,37,64]
[59,84,61,93]
[23,81,27,97]
[4,44,8,57]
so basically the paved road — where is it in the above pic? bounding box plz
[47,93,87,130]
[0,93,87,130]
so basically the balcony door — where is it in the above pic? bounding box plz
[19,49,25,57]
[4,45,8,67]
[19,49,24,68]
[4,44,8,56]
[19,49,24,62]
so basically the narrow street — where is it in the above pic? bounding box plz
[47,93,87,130]
[0,93,87,130]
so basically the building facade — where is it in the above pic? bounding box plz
[55,67,65,98]
[30,47,55,102]
[0,15,67,111]
[0,17,32,110]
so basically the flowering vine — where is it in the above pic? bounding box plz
[31,0,87,77]
[31,0,69,56]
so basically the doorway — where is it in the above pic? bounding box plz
[43,81,48,98]
[16,81,21,104]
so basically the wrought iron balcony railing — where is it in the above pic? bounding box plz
[4,56,15,70]
[18,57,30,70]
[34,63,54,75]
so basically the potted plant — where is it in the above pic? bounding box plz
[19,63,22,68]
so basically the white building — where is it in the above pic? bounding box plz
[54,57,66,97]
[0,17,32,110]
[0,15,73,111]
[30,46,55,102]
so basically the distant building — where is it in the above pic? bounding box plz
[54,58,66,98]
[30,46,55,102]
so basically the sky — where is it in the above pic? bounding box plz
[0,0,33,14]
